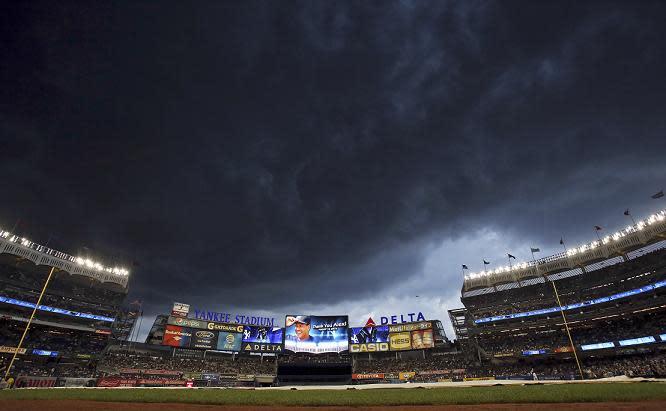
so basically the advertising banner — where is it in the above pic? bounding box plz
[137,379,187,387]
[171,302,190,318]
[554,346,574,353]
[399,372,416,381]
[14,376,57,388]
[410,329,434,349]
[284,315,349,354]
[388,321,432,333]
[219,374,237,380]
[349,326,390,353]
[216,331,243,352]
[241,342,283,353]
[237,374,255,382]
[168,316,244,333]
[201,373,219,381]
[418,370,451,376]
[0,346,26,354]
[162,325,192,347]
[389,332,412,351]
[190,329,219,350]
[352,373,385,380]
[241,325,283,353]
[169,316,206,328]
[142,370,181,376]
[32,349,58,357]
[521,349,547,356]
[55,377,96,387]
[96,377,138,387]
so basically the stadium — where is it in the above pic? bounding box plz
[1,208,666,410]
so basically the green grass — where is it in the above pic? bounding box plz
[1,383,665,406]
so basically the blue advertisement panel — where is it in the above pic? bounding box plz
[216,332,243,352]
[522,349,547,356]
[284,315,348,354]
[349,326,390,353]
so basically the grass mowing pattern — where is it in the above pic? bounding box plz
[1,383,666,406]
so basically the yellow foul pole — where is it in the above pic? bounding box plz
[551,280,585,380]
[3,266,56,381]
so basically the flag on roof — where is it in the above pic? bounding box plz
[483,260,490,265]
[462,264,469,270]
[560,237,564,245]
[594,225,602,231]
[364,317,376,327]
[624,209,630,216]
[530,247,540,253]
[508,254,516,259]
[652,190,664,199]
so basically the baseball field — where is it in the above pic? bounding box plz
[1,381,666,410]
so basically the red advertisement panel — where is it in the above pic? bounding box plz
[162,325,192,347]
[96,377,138,387]
[14,376,56,388]
[143,369,181,376]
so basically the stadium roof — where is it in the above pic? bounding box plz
[0,227,130,288]
[462,209,666,291]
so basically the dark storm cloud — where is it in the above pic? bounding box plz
[2,1,666,318]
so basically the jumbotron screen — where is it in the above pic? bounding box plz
[284,315,349,354]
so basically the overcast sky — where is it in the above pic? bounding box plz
[2,1,666,340]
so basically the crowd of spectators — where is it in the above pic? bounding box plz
[0,270,123,319]
[0,319,108,356]
[354,353,468,374]
[464,248,666,319]
[0,355,97,378]
[279,353,350,365]
[97,351,277,376]
[477,311,666,355]
[353,351,666,379]
[3,347,665,381]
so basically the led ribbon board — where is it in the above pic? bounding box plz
[0,295,114,322]
[474,280,666,324]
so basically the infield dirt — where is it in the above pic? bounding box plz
[2,401,666,411]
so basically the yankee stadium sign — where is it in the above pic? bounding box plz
[193,309,276,327]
